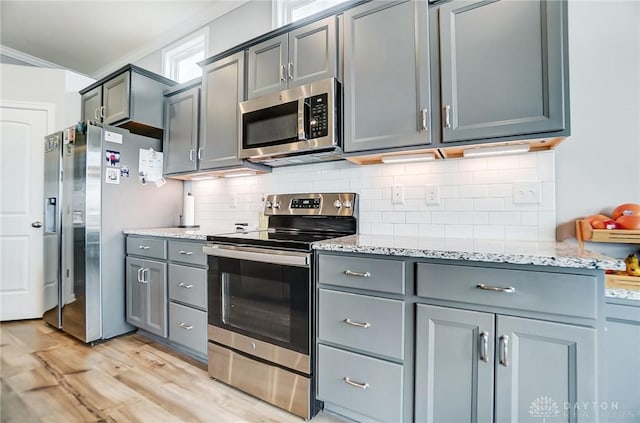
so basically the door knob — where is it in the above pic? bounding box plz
[32,221,42,228]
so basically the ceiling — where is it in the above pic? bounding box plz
[0,1,246,79]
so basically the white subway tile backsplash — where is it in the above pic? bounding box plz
[193,151,556,242]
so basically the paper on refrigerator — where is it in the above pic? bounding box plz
[138,148,164,184]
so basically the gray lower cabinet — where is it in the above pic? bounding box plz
[316,253,409,422]
[416,305,597,423]
[125,256,168,338]
[247,16,337,99]
[166,240,207,358]
[431,0,569,145]
[343,0,431,153]
[163,84,199,174]
[602,303,640,422]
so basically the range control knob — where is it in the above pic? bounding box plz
[265,200,273,209]
[343,200,352,209]
[333,200,343,208]
[273,201,280,209]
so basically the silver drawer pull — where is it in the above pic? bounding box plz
[344,269,371,278]
[343,377,369,389]
[138,245,150,250]
[177,282,193,289]
[179,323,193,330]
[179,250,193,255]
[343,318,371,329]
[476,283,515,293]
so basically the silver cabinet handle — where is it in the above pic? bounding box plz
[178,282,193,289]
[343,318,371,329]
[344,269,371,278]
[179,250,193,255]
[500,335,509,367]
[94,108,99,121]
[31,221,42,228]
[137,268,143,283]
[288,62,294,80]
[142,268,150,284]
[138,245,150,250]
[189,149,195,162]
[280,64,286,83]
[343,377,369,389]
[420,108,428,132]
[476,284,515,293]
[443,105,451,128]
[100,106,105,119]
[480,331,489,362]
[197,147,203,161]
[179,322,193,330]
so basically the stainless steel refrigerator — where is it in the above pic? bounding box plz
[42,121,182,343]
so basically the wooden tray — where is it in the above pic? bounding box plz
[576,219,640,249]
[606,274,640,291]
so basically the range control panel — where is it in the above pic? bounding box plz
[264,193,356,217]
[291,198,321,209]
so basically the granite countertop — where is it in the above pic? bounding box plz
[312,234,640,302]
[123,227,234,240]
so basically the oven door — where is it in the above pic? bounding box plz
[205,244,311,355]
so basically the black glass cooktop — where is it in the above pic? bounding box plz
[207,228,352,251]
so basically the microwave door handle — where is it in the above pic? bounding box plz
[297,99,306,140]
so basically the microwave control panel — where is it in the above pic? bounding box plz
[306,94,329,139]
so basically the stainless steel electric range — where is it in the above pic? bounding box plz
[203,193,357,419]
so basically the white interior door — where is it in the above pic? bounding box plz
[0,101,53,321]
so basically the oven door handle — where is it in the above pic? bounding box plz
[204,244,310,268]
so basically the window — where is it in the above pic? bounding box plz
[274,0,353,27]
[162,28,208,83]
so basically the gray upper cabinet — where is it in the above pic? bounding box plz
[247,16,337,99]
[415,304,495,423]
[200,52,246,170]
[163,85,200,174]
[434,0,568,144]
[80,66,175,139]
[343,0,431,153]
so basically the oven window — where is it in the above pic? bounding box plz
[243,101,299,148]
[211,256,309,354]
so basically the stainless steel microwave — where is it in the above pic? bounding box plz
[239,78,341,165]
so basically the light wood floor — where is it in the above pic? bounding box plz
[0,320,344,423]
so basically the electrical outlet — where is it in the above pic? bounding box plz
[392,184,405,204]
[425,185,440,205]
[513,181,541,204]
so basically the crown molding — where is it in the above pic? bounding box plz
[90,0,250,80]
[0,45,75,72]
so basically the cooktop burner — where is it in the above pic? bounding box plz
[206,193,357,251]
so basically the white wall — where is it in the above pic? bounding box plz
[1,64,93,129]
[557,0,640,256]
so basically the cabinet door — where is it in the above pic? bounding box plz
[103,71,131,125]
[288,16,337,88]
[602,304,640,423]
[343,0,431,153]
[495,315,596,423]
[125,257,145,329]
[200,52,245,170]
[438,0,567,143]
[144,259,167,338]
[247,34,288,99]
[415,304,494,423]
[163,87,199,174]
[81,86,102,122]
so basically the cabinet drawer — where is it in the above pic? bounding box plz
[126,237,166,260]
[416,263,598,319]
[318,254,405,294]
[319,289,404,360]
[168,264,207,310]
[168,240,207,266]
[169,302,207,355]
[318,345,403,423]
